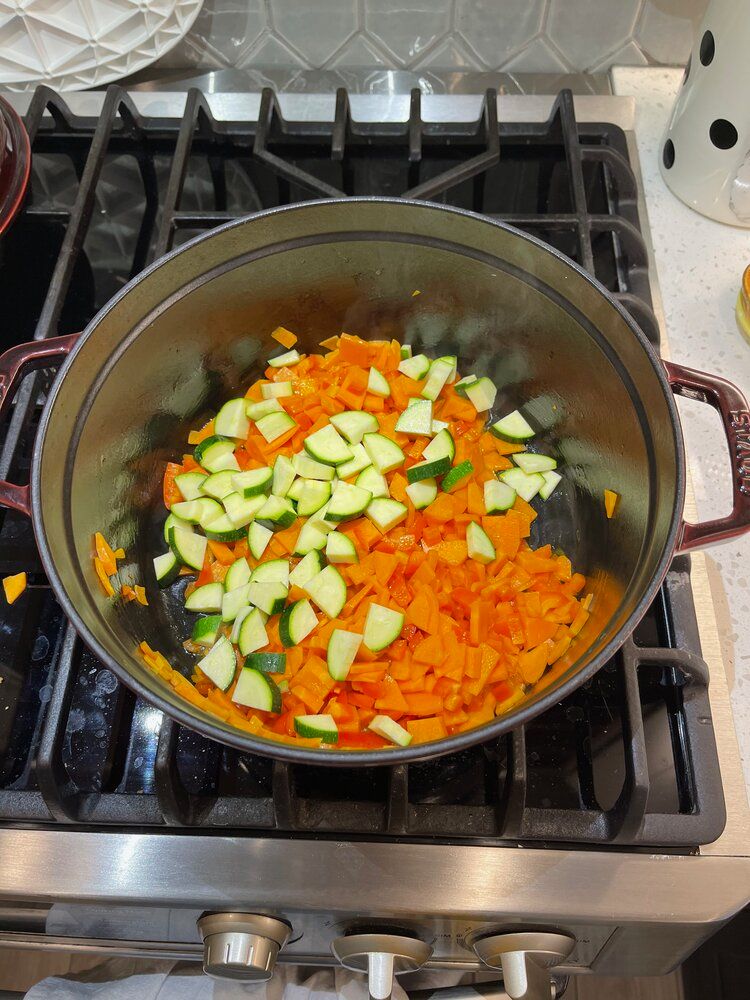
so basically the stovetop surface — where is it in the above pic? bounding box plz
[0,86,725,849]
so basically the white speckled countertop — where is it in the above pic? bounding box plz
[612,67,750,791]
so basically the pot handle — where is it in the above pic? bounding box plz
[0,334,79,518]
[664,359,750,552]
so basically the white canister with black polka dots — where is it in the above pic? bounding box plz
[660,0,750,227]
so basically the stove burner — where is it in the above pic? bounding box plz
[0,86,724,847]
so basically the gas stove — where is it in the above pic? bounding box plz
[0,84,747,994]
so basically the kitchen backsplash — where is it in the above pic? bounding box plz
[156,0,707,76]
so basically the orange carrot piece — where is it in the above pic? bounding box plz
[272,326,298,349]
[604,489,619,518]
[406,717,447,743]
[2,572,27,605]
[93,558,115,597]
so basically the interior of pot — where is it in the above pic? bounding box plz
[34,200,683,761]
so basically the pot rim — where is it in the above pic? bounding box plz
[30,197,686,766]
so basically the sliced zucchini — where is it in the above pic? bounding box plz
[171,498,218,525]
[248,521,273,560]
[230,605,253,645]
[268,349,301,368]
[286,478,306,502]
[201,470,236,500]
[454,374,478,397]
[327,628,362,681]
[272,454,296,497]
[356,465,389,498]
[297,480,332,517]
[441,459,474,493]
[246,397,283,421]
[422,428,455,463]
[214,398,250,439]
[330,410,379,446]
[232,667,282,713]
[406,456,451,483]
[303,565,347,619]
[363,603,404,652]
[465,376,497,413]
[336,443,371,480]
[232,466,273,497]
[222,491,267,528]
[539,469,562,500]
[245,652,286,674]
[431,419,449,435]
[308,500,337,534]
[247,580,288,616]
[440,355,458,380]
[261,380,293,399]
[191,614,222,648]
[153,551,179,587]
[367,367,391,397]
[168,525,207,571]
[421,357,453,401]
[250,559,290,587]
[466,521,496,565]
[256,494,297,530]
[196,635,236,692]
[369,715,412,747]
[238,607,269,656]
[203,512,248,542]
[398,353,430,380]
[362,432,405,474]
[293,520,328,556]
[255,411,297,444]
[513,452,558,474]
[279,599,318,647]
[195,436,240,473]
[365,497,408,532]
[304,424,353,466]
[491,409,535,443]
[499,467,544,502]
[293,452,336,481]
[224,556,252,590]
[294,714,338,744]
[163,511,191,545]
[395,398,432,436]
[400,344,413,360]
[325,531,358,564]
[221,583,251,623]
[484,479,517,513]
[174,470,207,501]
[185,581,224,613]
[405,478,437,510]
[289,550,325,588]
[326,482,372,522]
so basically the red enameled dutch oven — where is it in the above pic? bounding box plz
[1,199,748,764]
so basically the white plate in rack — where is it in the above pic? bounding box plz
[0,0,203,91]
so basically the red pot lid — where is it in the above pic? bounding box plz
[0,94,31,237]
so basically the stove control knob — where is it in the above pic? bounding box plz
[198,913,292,982]
[472,931,575,1000]
[332,933,432,1000]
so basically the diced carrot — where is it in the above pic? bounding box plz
[605,489,619,518]
[207,540,236,565]
[272,326,298,349]
[406,717,447,743]
[2,572,27,605]
[93,558,115,597]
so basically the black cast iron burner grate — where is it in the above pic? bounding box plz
[0,87,725,846]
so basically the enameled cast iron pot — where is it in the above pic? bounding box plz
[2,199,749,765]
